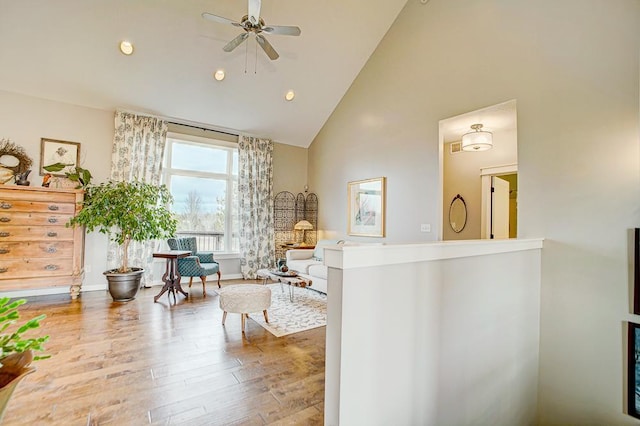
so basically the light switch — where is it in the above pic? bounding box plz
[420,224,431,232]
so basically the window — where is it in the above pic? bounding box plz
[162,133,239,253]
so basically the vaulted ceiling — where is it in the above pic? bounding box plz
[0,0,409,147]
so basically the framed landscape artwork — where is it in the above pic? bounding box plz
[629,322,640,419]
[40,138,81,176]
[347,177,386,237]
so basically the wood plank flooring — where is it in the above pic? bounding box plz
[1,280,325,425]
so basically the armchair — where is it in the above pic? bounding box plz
[167,237,221,297]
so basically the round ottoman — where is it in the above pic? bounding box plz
[218,284,271,334]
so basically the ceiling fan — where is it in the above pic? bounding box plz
[202,0,301,61]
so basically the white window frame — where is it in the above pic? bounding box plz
[162,132,238,254]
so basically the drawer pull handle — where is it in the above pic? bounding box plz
[0,217,9,223]
[0,248,9,254]
[48,217,58,224]
[48,205,59,211]
[44,264,58,271]
[47,232,58,238]
[46,246,57,253]
[0,202,11,210]
[0,268,7,274]
[0,232,9,238]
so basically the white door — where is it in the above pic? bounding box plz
[491,176,510,239]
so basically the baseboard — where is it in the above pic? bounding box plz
[0,274,250,298]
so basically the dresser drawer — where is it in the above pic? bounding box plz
[0,212,74,226]
[0,200,75,214]
[0,241,74,258]
[0,258,73,279]
[0,226,75,241]
[0,190,76,204]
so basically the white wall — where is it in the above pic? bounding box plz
[324,241,542,425]
[273,142,308,195]
[310,0,640,423]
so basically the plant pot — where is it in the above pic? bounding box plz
[0,351,35,422]
[104,268,144,302]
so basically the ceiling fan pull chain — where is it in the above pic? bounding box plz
[255,39,258,74]
[244,39,249,74]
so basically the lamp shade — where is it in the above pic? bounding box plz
[462,123,493,151]
[294,220,314,230]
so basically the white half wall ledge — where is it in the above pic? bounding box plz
[323,238,544,270]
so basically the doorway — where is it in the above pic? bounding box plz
[439,100,518,241]
[480,171,518,240]
[480,168,517,239]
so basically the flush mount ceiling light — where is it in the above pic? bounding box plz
[119,40,134,55]
[214,69,225,81]
[285,90,295,101]
[462,123,493,151]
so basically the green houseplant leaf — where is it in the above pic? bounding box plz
[68,180,177,273]
[43,164,92,189]
[0,298,49,366]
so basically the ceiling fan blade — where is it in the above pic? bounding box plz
[256,34,279,60]
[262,25,301,36]
[223,33,249,52]
[248,0,261,25]
[202,12,242,28]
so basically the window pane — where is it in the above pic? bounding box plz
[170,175,227,250]
[232,150,238,176]
[170,141,228,174]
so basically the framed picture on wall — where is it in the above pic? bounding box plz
[39,138,81,176]
[347,177,386,237]
[628,322,640,419]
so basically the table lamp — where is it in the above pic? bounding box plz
[294,220,313,245]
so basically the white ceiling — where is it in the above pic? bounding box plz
[0,0,409,147]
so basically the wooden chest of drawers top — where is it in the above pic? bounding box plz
[0,185,82,207]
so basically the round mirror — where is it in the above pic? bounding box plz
[449,194,467,233]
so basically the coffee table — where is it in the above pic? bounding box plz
[256,268,312,302]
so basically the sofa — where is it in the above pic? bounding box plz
[285,240,344,294]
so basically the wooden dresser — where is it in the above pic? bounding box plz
[0,185,84,298]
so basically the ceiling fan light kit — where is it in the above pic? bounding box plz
[202,0,301,61]
[462,123,493,151]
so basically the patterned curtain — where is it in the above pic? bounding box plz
[108,110,168,286]
[238,135,275,279]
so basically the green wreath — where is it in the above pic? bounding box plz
[0,139,33,175]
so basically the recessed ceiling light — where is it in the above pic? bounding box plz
[119,40,134,55]
[285,90,295,101]
[214,69,225,81]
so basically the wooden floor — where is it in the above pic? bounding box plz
[2,280,326,426]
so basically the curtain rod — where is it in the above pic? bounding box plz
[167,121,239,137]
[116,108,241,137]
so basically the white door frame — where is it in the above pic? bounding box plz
[480,164,517,239]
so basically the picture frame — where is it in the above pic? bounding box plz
[628,322,640,419]
[39,138,81,176]
[347,177,386,237]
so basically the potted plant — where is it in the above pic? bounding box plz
[68,180,177,301]
[43,163,92,189]
[0,298,49,421]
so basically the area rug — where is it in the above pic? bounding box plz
[249,283,327,337]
